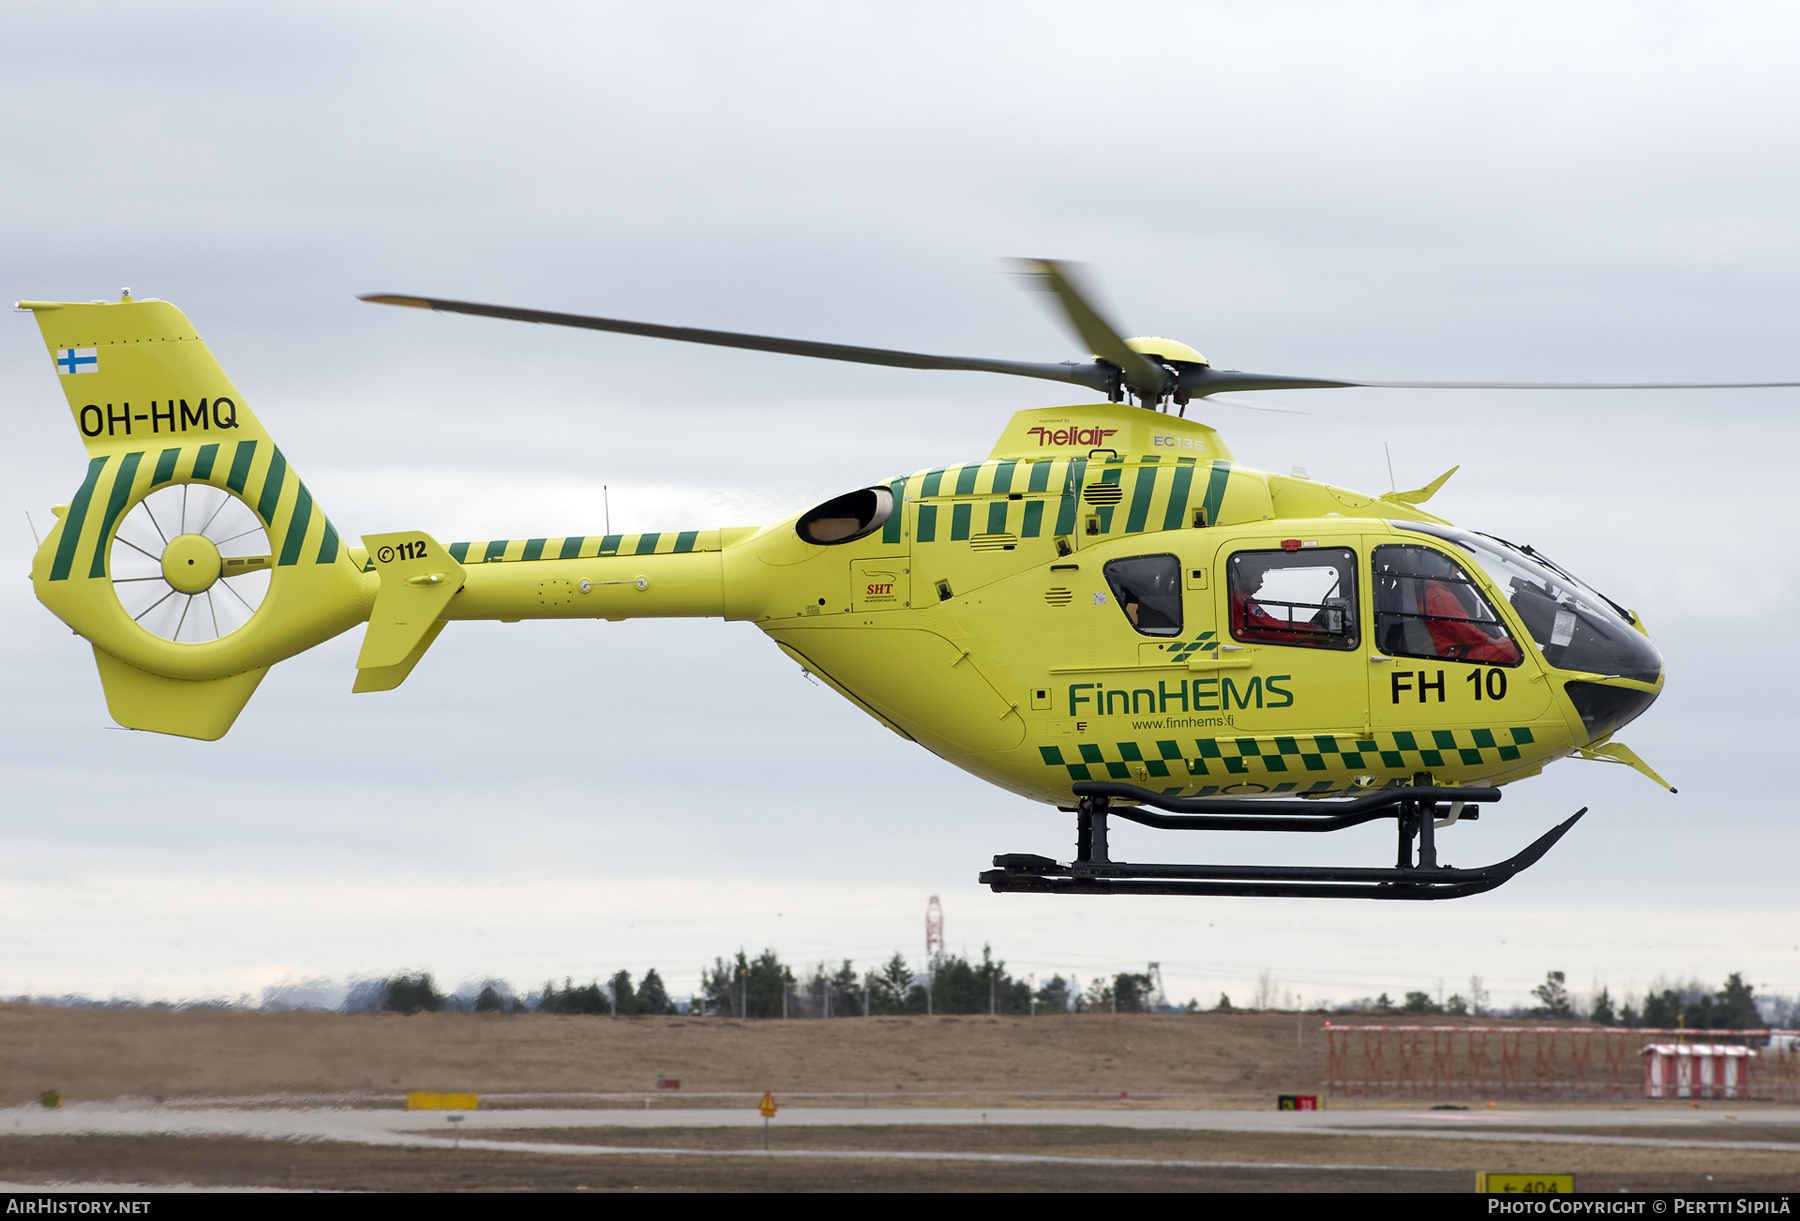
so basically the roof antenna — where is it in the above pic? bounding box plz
[604,485,611,536]
[1384,442,1397,494]
[25,510,41,547]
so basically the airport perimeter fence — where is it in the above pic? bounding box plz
[1322,1024,1800,1102]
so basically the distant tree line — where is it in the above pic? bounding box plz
[1618,974,1761,1029]
[539,969,677,1016]
[364,952,1166,1017]
[370,967,679,1016]
[365,963,1783,1027]
[693,947,1165,1017]
[1339,971,1768,1028]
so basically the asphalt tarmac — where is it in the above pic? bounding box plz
[3,1101,1795,1192]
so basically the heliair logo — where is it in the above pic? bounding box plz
[1026,425,1118,447]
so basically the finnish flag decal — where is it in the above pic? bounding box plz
[55,348,98,375]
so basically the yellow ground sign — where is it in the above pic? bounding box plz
[406,1092,478,1111]
[1476,1172,1575,1193]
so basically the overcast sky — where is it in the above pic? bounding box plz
[2,1,1797,1014]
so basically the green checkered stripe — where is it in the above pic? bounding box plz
[1039,727,1538,792]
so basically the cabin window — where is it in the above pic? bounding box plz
[796,486,894,546]
[1227,548,1359,650]
[1371,544,1521,666]
[1103,554,1183,637]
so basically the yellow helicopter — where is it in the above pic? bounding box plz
[20,263,1780,900]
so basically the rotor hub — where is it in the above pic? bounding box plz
[1124,336,1207,366]
[161,533,223,594]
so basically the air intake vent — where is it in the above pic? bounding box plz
[971,533,1018,552]
[1082,484,1124,506]
[1043,587,1073,606]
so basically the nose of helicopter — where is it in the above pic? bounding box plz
[1543,597,1663,743]
[1564,673,1660,743]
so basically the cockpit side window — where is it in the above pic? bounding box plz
[1103,554,1182,637]
[1227,548,1359,650]
[1372,544,1521,666]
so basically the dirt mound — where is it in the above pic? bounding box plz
[0,1004,1323,1105]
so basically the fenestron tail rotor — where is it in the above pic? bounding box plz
[107,484,272,645]
[361,263,1800,409]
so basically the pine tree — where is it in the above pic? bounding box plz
[638,968,675,1015]
[1713,973,1759,1029]
[1590,986,1618,1026]
[609,970,637,1015]
[1531,971,1573,1019]
[870,952,914,1014]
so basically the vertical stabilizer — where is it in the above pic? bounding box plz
[19,295,369,735]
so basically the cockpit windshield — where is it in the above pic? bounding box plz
[1396,522,1662,684]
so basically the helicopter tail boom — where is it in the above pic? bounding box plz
[436,542,729,622]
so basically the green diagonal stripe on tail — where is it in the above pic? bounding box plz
[88,451,144,579]
[50,456,107,582]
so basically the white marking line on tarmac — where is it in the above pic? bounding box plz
[1339,1127,1800,1154]
[376,1132,1442,1172]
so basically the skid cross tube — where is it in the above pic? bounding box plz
[980,782,1586,900]
[1070,782,1499,835]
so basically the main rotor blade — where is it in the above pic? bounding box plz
[360,294,1114,393]
[1012,260,1168,398]
[1179,367,1358,395]
[1182,369,1800,394]
[363,293,1800,402]
[1343,378,1800,390]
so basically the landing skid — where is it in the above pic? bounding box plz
[980,781,1586,900]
